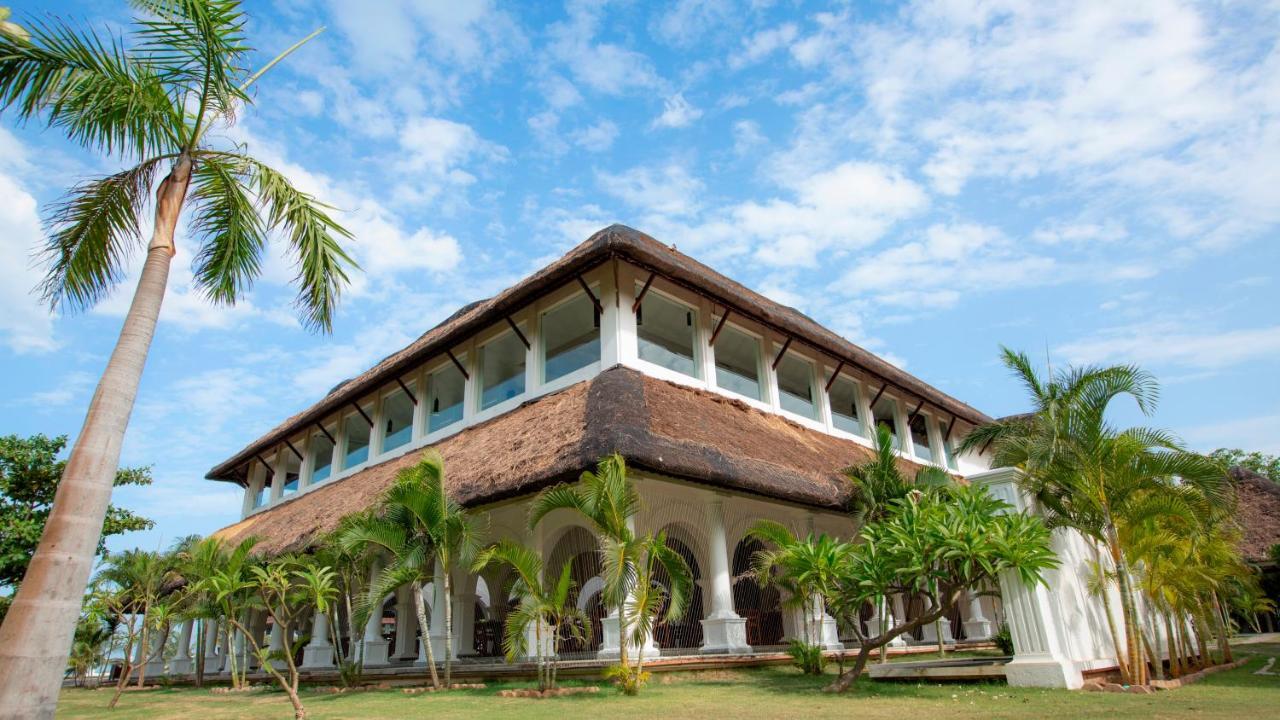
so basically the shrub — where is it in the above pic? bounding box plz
[993,623,1014,655]
[787,640,826,675]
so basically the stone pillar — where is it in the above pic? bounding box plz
[392,586,418,661]
[171,620,193,675]
[919,595,954,643]
[700,495,751,655]
[302,611,335,669]
[964,590,994,640]
[427,561,450,661]
[203,618,222,672]
[597,517,659,661]
[144,627,167,677]
[454,589,478,657]
[267,619,287,670]
[887,595,907,647]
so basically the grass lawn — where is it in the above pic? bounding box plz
[57,643,1279,720]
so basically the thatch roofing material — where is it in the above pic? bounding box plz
[213,366,922,555]
[1232,467,1280,563]
[207,224,989,483]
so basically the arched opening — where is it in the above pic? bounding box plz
[653,533,704,652]
[731,538,784,646]
[545,526,606,658]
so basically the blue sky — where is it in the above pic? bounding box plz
[1,0,1278,555]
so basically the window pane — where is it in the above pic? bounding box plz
[428,362,465,432]
[872,397,900,450]
[344,412,370,468]
[254,477,270,508]
[481,330,526,410]
[943,435,958,471]
[910,414,934,463]
[776,353,817,419]
[828,376,863,436]
[637,292,698,378]
[381,388,414,453]
[714,325,761,400]
[282,451,301,495]
[310,430,334,484]
[543,293,600,382]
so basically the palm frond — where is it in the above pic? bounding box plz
[188,151,264,304]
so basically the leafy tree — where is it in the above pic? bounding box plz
[339,451,482,690]
[0,434,153,597]
[530,454,691,695]
[472,540,591,692]
[0,3,356,713]
[171,534,257,687]
[1210,448,1280,483]
[823,484,1058,692]
[94,549,176,709]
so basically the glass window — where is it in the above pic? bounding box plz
[309,429,334,484]
[637,292,698,378]
[542,293,600,382]
[480,330,526,410]
[776,353,817,420]
[942,432,959,471]
[872,396,900,450]
[828,375,864,436]
[344,410,371,468]
[428,361,465,432]
[713,324,761,401]
[253,475,270,508]
[909,414,935,463]
[281,450,301,496]
[381,387,414,453]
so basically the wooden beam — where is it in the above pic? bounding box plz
[979,437,994,456]
[823,359,847,392]
[631,272,656,313]
[577,274,603,314]
[944,416,957,443]
[350,401,373,427]
[505,316,530,350]
[255,454,273,474]
[395,376,418,405]
[283,439,303,461]
[445,349,470,380]
[906,399,925,426]
[869,382,888,408]
[708,310,731,346]
[314,422,336,445]
[771,336,794,370]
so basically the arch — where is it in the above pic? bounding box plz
[544,524,605,656]
[651,530,705,650]
[731,537,784,646]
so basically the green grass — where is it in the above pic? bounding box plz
[57,643,1280,720]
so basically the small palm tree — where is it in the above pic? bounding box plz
[94,549,175,709]
[339,451,482,689]
[0,3,358,712]
[472,540,591,692]
[173,535,258,687]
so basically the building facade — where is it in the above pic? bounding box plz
[185,225,1118,687]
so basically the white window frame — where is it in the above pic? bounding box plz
[708,316,771,409]
[825,370,870,441]
[539,284,603,394]
[633,284,703,385]
[423,351,470,443]
[475,319,530,421]
[377,380,416,459]
[772,346,822,427]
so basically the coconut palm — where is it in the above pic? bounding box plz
[472,540,591,692]
[339,451,482,690]
[0,4,356,712]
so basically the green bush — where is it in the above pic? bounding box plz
[993,623,1014,655]
[786,640,826,675]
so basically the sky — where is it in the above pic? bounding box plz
[1,0,1278,556]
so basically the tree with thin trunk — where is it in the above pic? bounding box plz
[0,4,355,715]
[338,451,482,690]
[93,549,175,709]
[172,535,257,688]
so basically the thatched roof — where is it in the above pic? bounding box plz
[213,365,926,555]
[206,224,990,483]
[1232,467,1280,563]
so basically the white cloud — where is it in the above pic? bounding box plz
[598,164,705,218]
[1057,323,1280,371]
[572,120,619,152]
[0,168,58,354]
[396,116,508,199]
[326,0,524,75]
[654,0,736,48]
[26,370,95,408]
[732,120,766,155]
[1181,413,1280,455]
[652,93,703,129]
[549,2,663,96]
[730,23,798,69]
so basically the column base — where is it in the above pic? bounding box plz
[819,615,844,651]
[143,661,166,678]
[963,619,993,641]
[363,639,391,667]
[699,616,752,655]
[301,644,335,669]
[597,615,659,661]
[170,658,192,675]
[1003,654,1084,689]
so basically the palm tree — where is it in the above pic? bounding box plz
[0,4,356,713]
[472,540,591,692]
[339,451,482,689]
[958,347,1228,684]
[173,535,257,687]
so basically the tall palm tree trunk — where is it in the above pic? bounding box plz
[0,158,189,720]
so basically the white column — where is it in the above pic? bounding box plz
[454,588,478,657]
[805,513,843,651]
[919,595,954,643]
[392,586,417,660]
[700,494,750,654]
[597,516,659,661]
[267,619,287,669]
[964,589,994,640]
[427,561,450,660]
[171,620,193,675]
[887,594,907,647]
[143,626,167,677]
[363,563,391,666]
[302,611,335,669]
[202,618,222,672]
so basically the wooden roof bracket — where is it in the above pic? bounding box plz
[869,382,889,408]
[906,399,925,426]
[708,309,731,346]
[395,376,418,405]
[255,453,273,474]
[824,359,847,392]
[314,422,336,444]
[771,336,794,370]
[350,401,374,427]
[631,272,656,313]
[944,416,957,443]
[504,316,531,350]
[283,439,303,461]
[576,274,603,314]
[446,349,470,380]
